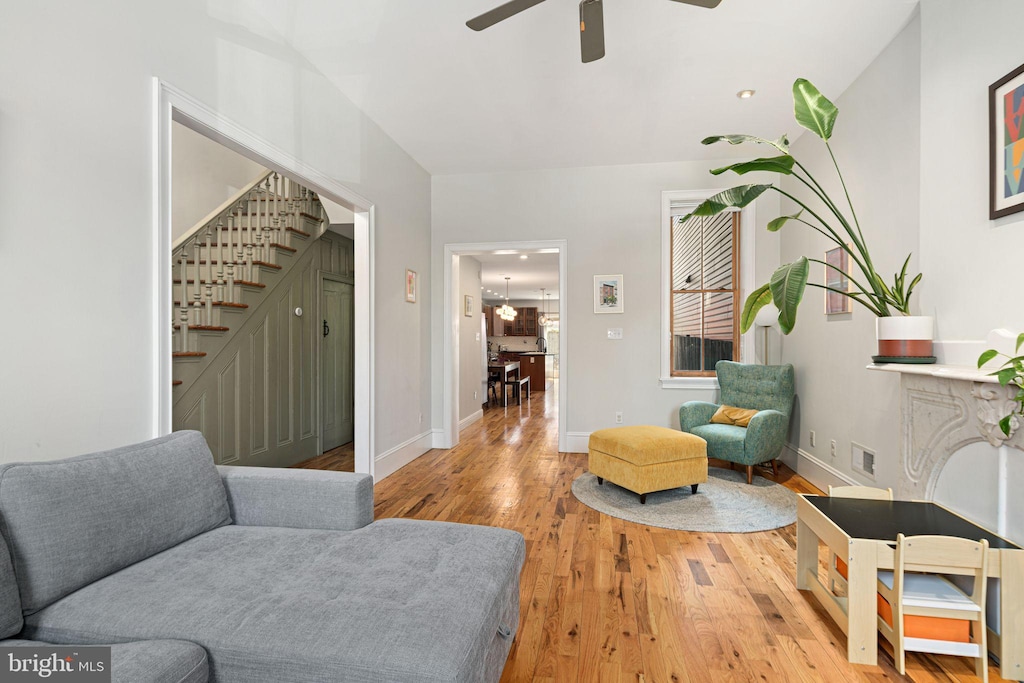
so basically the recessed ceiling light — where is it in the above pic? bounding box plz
[736,89,756,99]
[520,255,528,260]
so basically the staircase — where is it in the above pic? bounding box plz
[172,172,325,391]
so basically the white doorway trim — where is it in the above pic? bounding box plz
[441,240,568,453]
[153,79,375,477]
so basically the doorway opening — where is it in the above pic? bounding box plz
[155,79,375,476]
[442,240,567,453]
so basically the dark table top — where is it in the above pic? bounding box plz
[803,496,1020,550]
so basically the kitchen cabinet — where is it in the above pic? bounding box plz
[502,307,538,337]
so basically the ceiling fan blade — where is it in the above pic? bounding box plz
[466,0,548,31]
[667,0,723,8]
[579,0,605,63]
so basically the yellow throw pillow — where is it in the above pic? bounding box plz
[710,405,759,428]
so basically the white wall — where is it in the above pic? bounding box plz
[458,256,483,425]
[777,12,921,489]
[432,161,778,444]
[918,1,1024,337]
[171,121,267,240]
[0,0,431,465]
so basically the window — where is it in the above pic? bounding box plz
[660,190,750,387]
[670,211,740,375]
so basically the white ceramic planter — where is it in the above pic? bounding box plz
[876,315,934,359]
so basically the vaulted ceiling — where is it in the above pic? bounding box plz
[248,0,918,175]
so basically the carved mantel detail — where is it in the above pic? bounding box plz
[899,373,1023,500]
[970,383,1021,446]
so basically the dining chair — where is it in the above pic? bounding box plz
[876,534,989,681]
[827,485,893,594]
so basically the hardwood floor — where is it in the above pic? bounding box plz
[296,441,354,472]
[304,384,1006,682]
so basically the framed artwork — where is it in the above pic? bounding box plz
[405,269,417,303]
[464,294,474,317]
[594,274,623,314]
[990,61,1024,219]
[824,247,852,315]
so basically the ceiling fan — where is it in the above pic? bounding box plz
[466,0,723,63]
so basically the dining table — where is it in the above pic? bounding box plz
[488,361,520,407]
[796,494,1023,679]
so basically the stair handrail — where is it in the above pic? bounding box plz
[172,170,273,251]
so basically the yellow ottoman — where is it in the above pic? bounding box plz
[588,425,707,504]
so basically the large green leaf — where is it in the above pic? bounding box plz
[769,258,809,334]
[1017,332,1024,353]
[710,155,796,177]
[999,415,1013,437]
[740,283,773,334]
[681,184,773,221]
[793,79,838,141]
[767,210,803,232]
[978,349,999,368]
[701,134,790,153]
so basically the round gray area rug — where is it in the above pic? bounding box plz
[571,467,797,532]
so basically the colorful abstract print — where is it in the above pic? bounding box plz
[1005,83,1024,199]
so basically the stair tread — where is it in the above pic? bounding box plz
[173,301,248,309]
[173,324,229,332]
[173,351,207,358]
[218,227,311,238]
[172,279,266,289]
[183,261,283,269]
[252,260,282,270]
[269,243,297,253]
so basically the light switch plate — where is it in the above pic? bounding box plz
[607,328,623,340]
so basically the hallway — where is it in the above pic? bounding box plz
[309,391,1002,683]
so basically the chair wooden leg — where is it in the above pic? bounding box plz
[597,477,603,485]
[691,484,698,494]
[771,459,779,476]
[746,465,753,485]
[639,493,647,505]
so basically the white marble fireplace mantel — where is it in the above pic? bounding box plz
[865,331,1022,543]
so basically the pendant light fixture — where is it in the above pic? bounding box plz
[538,288,548,326]
[497,277,518,321]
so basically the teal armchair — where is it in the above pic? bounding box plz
[679,361,795,484]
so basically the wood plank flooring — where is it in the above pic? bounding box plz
[300,384,1007,682]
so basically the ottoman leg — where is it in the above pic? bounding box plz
[597,476,603,485]
[691,484,698,494]
[746,465,754,485]
[639,493,647,505]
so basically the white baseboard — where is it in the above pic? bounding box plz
[565,432,590,454]
[782,444,858,492]
[458,410,483,432]
[374,430,432,481]
[430,428,448,450]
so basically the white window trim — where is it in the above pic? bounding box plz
[660,189,755,389]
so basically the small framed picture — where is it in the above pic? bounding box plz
[824,247,851,315]
[405,269,417,303]
[990,61,1024,219]
[464,294,474,317]
[594,274,623,314]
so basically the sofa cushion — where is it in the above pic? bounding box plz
[0,431,230,613]
[2,639,208,683]
[0,535,22,638]
[22,519,525,683]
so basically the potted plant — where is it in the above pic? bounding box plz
[977,334,1024,436]
[682,79,932,361]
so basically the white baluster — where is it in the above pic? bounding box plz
[179,253,187,328]
[191,238,200,305]
[225,260,236,303]
[244,244,254,283]
[204,227,214,287]
[192,291,202,327]
[204,283,213,326]
[216,219,224,269]
[179,307,190,352]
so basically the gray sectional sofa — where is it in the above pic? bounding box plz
[0,431,525,683]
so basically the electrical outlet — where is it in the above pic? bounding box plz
[830,440,837,457]
[810,430,816,447]
[607,328,623,340]
[615,411,623,424]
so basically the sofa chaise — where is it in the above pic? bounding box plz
[0,431,525,683]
